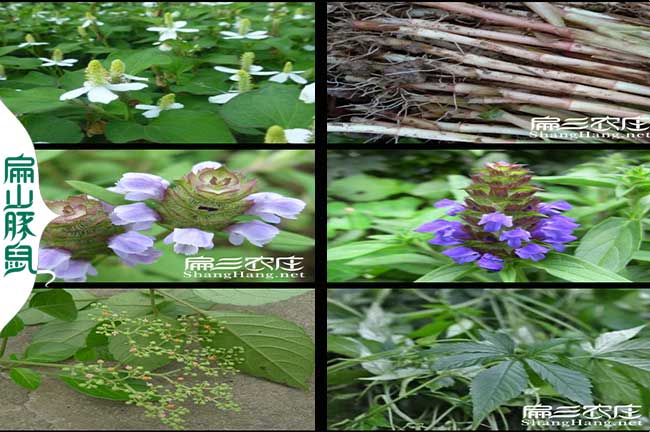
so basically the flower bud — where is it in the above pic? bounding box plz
[240,52,255,72]
[51,49,64,62]
[155,164,256,232]
[236,70,252,93]
[282,61,293,74]
[25,34,36,44]
[238,18,251,35]
[264,125,287,144]
[85,60,109,86]
[110,59,125,82]
[42,195,124,259]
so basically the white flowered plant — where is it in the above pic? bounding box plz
[220,18,268,40]
[213,52,276,81]
[147,12,199,42]
[208,69,251,104]
[135,93,184,118]
[39,49,78,67]
[266,62,308,84]
[81,12,104,28]
[18,34,49,48]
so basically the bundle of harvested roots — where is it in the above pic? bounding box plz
[327,2,650,143]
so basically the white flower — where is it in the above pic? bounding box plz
[147,12,199,41]
[303,44,315,52]
[18,34,48,48]
[299,83,315,104]
[208,91,241,104]
[142,2,158,7]
[153,41,174,51]
[40,49,78,67]
[81,13,104,28]
[220,18,268,40]
[285,128,313,143]
[135,93,184,118]
[266,62,307,84]
[59,60,147,104]
[47,17,70,25]
[213,64,275,81]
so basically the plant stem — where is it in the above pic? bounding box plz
[0,358,69,368]
[0,337,8,357]
[149,289,159,318]
[156,290,208,316]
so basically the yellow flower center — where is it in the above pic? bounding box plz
[282,61,293,74]
[85,60,109,86]
[238,18,251,35]
[240,52,255,72]
[237,70,252,93]
[158,93,176,109]
[109,59,125,82]
[52,49,63,62]
[0,64,5,77]
[264,125,287,144]
[85,12,96,21]
[164,12,174,28]
[25,34,36,44]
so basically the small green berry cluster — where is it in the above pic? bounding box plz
[61,304,246,430]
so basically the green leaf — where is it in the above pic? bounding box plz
[31,319,97,355]
[589,338,650,357]
[106,48,172,74]
[0,87,67,115]
[29,289,78,322]
[9,368,41,390]
[590,360,640,404]
[0,315,24,337]
[329,174,407,202]
[205,311,314,389]
[102,291,160,317]
[525,359,593,405]
[108,319,174,371]
[23,115,83,144]
[600,356,650,372]
[529,252,630,282]
[416,263,476,282]
[633,251,650,262]
[427,342,509,355]
[59,375,139,401]
[24,342,78,362]
[266,231,314,252]
[470,360,528,428]
[348,253,437,267]
[534,175,620,188]
[434,352,501,370]
[575,217,642,272]
[74,346,98,362]
[220,84,314,130]
[327,335,369,358]
[65,180,128,206]
[590,325,646,355]
[478,331,515,354]
[328,241,398,261]
[192,289,312,306]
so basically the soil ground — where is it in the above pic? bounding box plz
[0,289,315,430]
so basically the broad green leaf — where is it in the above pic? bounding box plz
[590,360,640,404]
[633,251,650,262]
[478,331,515,354]
[328,241,398,261]
[220,84,314,130]
[25,342,78,362]
[534,175,620,188]
[74,347,98,362]
[427,342,509,355]
[0,315,24,337]
[265,231,314,252]
[589,338,650,357]
[23,115,83,143]
[0,87,67,114]
[106,48,172,74]
[525,359,593,405]
[575,217,642,272]
[329,175,407,202]
[470,360,528,427]
[600,356,650,372]
[205,311,314,389]
[327,335,368,358]
[29,289,78,322]
[9,368,41,390]
[66,181,128,206]
[347,253,437,267]
[416,263,476,282]
[529,252,630,282]
[108,318,174,371]
[59,375,145,401]
[434,352,501,370]
[31,319,97,354]
[591,325,646,354]
[192,289,312,306]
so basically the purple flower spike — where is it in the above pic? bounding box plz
[477,253,504,271]
[478,212,513,232]
[191,161,222,174]
[415,220,467,246]
[499,227,531,248]
[110,202,160,231]
[434,199,465,216]
[225,220,280,247]
[109,173,170,201]
[538,201,572,216]
[443,246,480,264]
[515,243,549,261]
[108,231,162,266]
[164,228,214,256]
[38,248,96,282]
[245,192,306,223]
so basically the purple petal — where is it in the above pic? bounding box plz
[55,259,97,282]
[477,253,504,271]
[244,192,306,223]
[537,201,572,216]
[434,199,465,216]
[478,212,513,232]
[224,220,280,247]
[110,202,160,230]
[191,161,222,174]
[163,228,214,256]
[108,231,155,254]
[38,247,71,270]
[515,243,549,261]
[442,246,480,264]
[110,173,170,201]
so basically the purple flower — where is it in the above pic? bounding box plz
[434,199,465,216]
[515,243,549,261]
[110,202,160,230]
[478,212,513,232]
[477,253,504,271]
[191,161,222,174]
[164,228,214,255]
[532,215,579,250]
[38,247,97,282]
[109,173,170,201]
[538,201,572,216]
[415,220,467,246]
[225,220,280,247]
[244,192,306,223]
[499,227,531,248]
[443,246,480,264]
[108,231,162,266]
